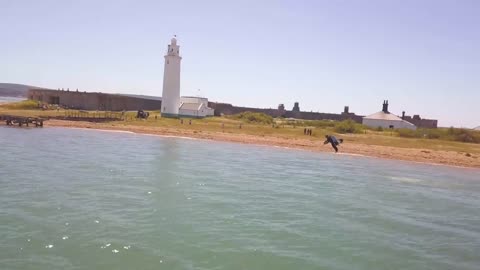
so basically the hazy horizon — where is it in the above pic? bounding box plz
[1,0,479,128]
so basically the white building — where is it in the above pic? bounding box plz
[363,101,417,130]
[179,96,214,118]
[161,37,182,117]
[160,37,214,118]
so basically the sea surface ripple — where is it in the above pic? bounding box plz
[1,127,479,270]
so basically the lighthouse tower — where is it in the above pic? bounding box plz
[161,37,182,117]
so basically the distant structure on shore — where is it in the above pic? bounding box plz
[363,100,417,130]
[208,101,364,123]
[161,37,182,117]
[161,37,214,118]
[400,111,437,128]
[292,102,300,112]
[209,100,437,128]
[24,39,437,125]
[28,38,215,117]
[179,96,214,118]
[28,88,161,111]
[26,88,438,127]
[362,100,437,129]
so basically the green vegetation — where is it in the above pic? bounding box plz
[397,127,480,143]
[447,127,480,143]
[396,128,417,138]
[228,111,273,124]
[302,120,336,128]
[0,100,39,110]
[334,120,364,134]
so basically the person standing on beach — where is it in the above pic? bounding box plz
[324,135,343,153]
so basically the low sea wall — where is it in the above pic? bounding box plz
[28,89,162,111]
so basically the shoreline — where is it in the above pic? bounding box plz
[40,119,480,169]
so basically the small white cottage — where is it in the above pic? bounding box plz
[178,96,214,118]
[363,101,416,130]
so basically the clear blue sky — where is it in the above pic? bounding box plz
[1,0,479,127]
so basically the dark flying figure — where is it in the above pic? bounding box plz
[324,135,344,153]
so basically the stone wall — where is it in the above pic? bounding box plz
[402,113,438,128]
[28,89,437,127]
[403,116,438,128]
[208,102,364,123]
[28,89,162,111]
[208,102,285,118]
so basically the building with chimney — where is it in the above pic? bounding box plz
[362,100,416,130]
[292,102,300,112]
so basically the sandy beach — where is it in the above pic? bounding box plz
[43,119,480,169]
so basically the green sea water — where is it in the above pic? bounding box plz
[1,127,479,270]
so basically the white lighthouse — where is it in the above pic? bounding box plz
[161,37,182,117]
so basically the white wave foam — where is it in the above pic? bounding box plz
[389,176,423,183]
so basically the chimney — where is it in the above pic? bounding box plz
[402,111,405,120]
[344,106,349,114]
[382,100,389,113]
[292,102,300,112]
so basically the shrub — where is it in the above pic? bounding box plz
[423,129,442,139]
[453,129,478,143]
[447,126,456,135]
[334,120,363,134]
[230,111,273,124]
[396,127,480,144]
[440,127,479,143]
[397,128,417,138]
[309,120,336,128]
[1,100,39,110]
